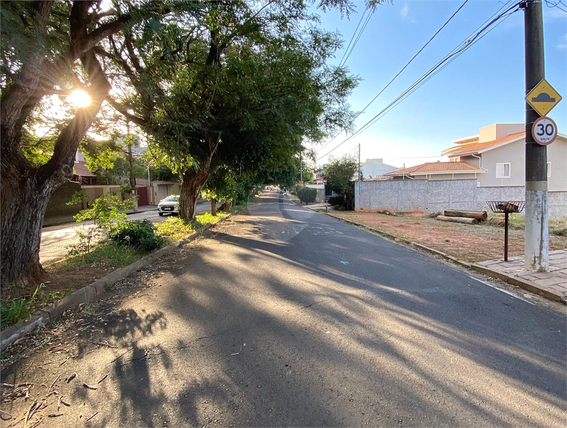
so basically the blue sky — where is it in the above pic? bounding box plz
[310,0,567,168]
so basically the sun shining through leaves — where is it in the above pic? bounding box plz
[68,89,91,108]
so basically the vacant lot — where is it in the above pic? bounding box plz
[328,211,567,264]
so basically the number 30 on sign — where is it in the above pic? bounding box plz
[532,116,557,145]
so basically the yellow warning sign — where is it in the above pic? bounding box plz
[526,79,562,117]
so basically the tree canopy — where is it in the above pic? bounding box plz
[1,0,382,285]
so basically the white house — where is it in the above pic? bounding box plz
[361,158,397,179]
[442,123,566,191]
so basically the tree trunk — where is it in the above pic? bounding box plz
[220,202,231,212]
[437,215,478,224]
[443,209,487,221]
[211,198,217,216]
[0,167,62,285]
[179,168,210,220]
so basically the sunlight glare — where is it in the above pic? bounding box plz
[69,89,91,108]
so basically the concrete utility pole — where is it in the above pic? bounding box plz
[358,143,361,181]
[523,0,549,271]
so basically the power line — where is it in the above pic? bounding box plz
[338,7,373,68]
[318,1,522,161]
[316,0,470,155]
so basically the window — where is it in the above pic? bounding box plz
[547,162,551,178]
[496,163,511,178]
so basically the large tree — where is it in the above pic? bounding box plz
[105,1,361,219]
[1,0,380,285]
[0,1,175,285]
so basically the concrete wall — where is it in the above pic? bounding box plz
[355,179,567,220]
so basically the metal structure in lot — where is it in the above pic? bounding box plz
[487,201,526,262]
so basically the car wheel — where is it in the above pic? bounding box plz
[158,213,164,216]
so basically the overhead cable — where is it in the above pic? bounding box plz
[317,1,522,161]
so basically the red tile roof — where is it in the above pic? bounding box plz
[442,131,525,157]
[73,162,97,177]
[385,161,483,176]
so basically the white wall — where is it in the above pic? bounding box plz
[355,179,567,220]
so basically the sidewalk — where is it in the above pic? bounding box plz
[299,199,566,305]
[475,250,567,304]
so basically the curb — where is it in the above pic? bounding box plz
[318,211,566,306]
[0,215,230,352]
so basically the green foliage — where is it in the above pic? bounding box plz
[1,298,28,327]
[325,156,358,197]
[155,217,196,242]
[109,220,167,252]
[66,191,88,206]
[297,187,317,204]
[155,212,228,241]
[74,192,133,230]
[0,283,65,327]
[68,192,135,256]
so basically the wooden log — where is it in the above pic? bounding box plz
[437,215,477,224]
[443,209,487,221]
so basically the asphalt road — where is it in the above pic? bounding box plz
[40,200,213,265]
[4,192,566,427]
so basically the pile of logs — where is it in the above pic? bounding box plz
[436,209,487,224]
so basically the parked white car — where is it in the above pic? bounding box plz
[157,195,180,216]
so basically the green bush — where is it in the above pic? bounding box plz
[297,186,317,204]
[109,220,166,252]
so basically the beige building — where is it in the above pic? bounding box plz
[442,123,566,191]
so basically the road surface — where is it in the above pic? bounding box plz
[40,201,213,265]
[4,192,565,427]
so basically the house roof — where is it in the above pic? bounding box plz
[442,131,525,157]
[73,162,97,177]
[385,161,484,176]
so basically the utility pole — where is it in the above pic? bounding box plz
[522,0,549,271]
[358,143,361,181]
[300,152,303,184]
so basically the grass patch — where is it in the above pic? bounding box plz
[58,241,144,271]
[155,212,228,242]
[487,214,566,237]
[1,283,68,328]
[230,202,248,213]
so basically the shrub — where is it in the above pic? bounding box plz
[109,220,166,252]
[297,186,317,204]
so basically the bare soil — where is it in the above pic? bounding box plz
[329,211,567,263]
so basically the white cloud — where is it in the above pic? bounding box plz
[558,33,567,50]
[400,3,409,19]
[400,3,417,23]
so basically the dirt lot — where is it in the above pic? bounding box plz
[328,210,567,264]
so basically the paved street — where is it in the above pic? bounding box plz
[3,192,566,427]
[40,201,213,265]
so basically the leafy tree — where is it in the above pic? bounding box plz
[105,1,363,220]
[325,155,358,210]
[1,1,177,285]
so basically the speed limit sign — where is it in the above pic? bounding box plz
[532,116,557,145]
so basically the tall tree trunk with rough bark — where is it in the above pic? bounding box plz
[179,168,210,220]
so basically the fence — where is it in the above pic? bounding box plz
[355,179,567,220]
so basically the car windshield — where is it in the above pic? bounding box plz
[163,196,179,202]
